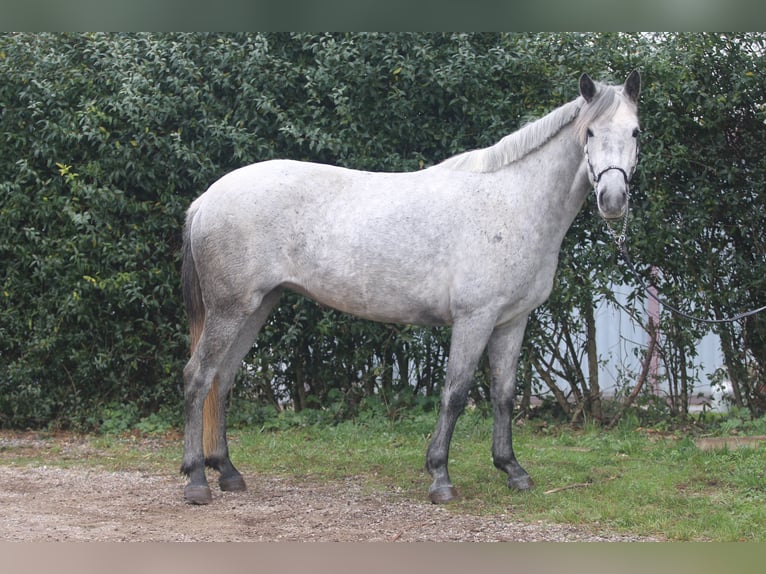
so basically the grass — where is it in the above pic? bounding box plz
[225,410,766,541]
[2,409,765,541]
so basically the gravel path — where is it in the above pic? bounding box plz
[0,432,660,542]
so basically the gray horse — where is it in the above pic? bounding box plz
[181,71,641,504]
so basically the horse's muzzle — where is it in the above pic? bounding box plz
[596,171,629,220]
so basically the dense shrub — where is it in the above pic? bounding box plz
[1,33,764,428]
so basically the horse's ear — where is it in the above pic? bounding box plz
[579,73,597,103]
[623,69,641,103]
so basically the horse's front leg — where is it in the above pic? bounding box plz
[426,315,495,503]
[487,317,533,491]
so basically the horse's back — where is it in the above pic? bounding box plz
[187,160,465,324]
[196,158,443,207]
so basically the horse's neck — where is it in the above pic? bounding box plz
[514,125,591,230]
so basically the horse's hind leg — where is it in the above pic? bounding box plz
[487,318,533,491]
[202,372,245,493]
[182,289,281,504]
[203,289,282,494]
[182,349,219,504]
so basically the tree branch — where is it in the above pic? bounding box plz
[605,320,659,430]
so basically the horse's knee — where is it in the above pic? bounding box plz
[440,383,471,417]
[490,379,517,409]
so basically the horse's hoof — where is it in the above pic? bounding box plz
[429,485,459,504]
[184,484,213,505]
[219,474,247,492]
[508,474,534,491]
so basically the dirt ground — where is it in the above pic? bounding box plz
[0,432,659,542]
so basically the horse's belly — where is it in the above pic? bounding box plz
[283,271,454,327]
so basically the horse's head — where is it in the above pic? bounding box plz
[580,70,641,220]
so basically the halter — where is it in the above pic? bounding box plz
[583,134,639,188]
[584,133,639,246]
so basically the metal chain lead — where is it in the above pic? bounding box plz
[605,212,766,324]
[604,208,629,248]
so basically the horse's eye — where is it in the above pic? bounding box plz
[586,128,594,138]
[632,128,640,138]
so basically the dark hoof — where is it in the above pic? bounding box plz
[429,485,459,504]
[219,474,247,492]
[508,474,534,491]
[184,484,213,505]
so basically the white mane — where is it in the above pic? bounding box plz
[439,82,623,173]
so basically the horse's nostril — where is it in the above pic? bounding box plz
[598,184,629,219]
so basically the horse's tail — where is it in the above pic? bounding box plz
[182,207,220,461]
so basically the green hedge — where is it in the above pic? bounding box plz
[1,33,764,428]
